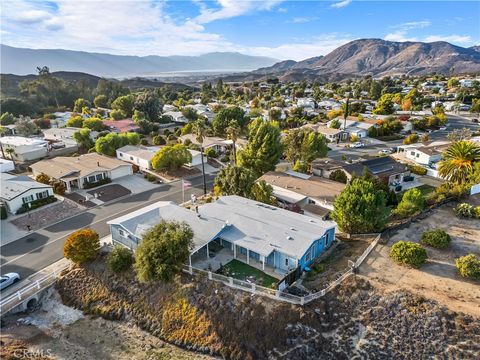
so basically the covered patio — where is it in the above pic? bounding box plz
[190,240,284,280]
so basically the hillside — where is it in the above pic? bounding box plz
[238,39,480,83]
[0,45,278,77]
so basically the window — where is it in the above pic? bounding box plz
[285,258,289,266]
[88,175,96,183]
[22,195,34,204]
[96,174,103,181]
[119,153,123,157]
[130,156,134,161]
[36,190,49,200]
[119,229,125,237]
[325,232,330,244]
[305,249,312,262]
[410,151,415,156]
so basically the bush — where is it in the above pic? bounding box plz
[35,173,51,184]
[403,133,419,145]
[454,203,476,218]
[1,205,7,220]
[144,173,157,182]
[204,148,218,158]
[153,135,166,146]
[329,169,348,183]
[63,228,100,264]
[107,245,134,272]
[475,206,480,218]
[52,180,66,195]
[140,138,148,146]
[455,254,480,280]
[83,177,112,189]
[408,164,427,176]
[16,196,57,214]
[394,188,425,218]
[389,241,427,267]
[421,229,451,249]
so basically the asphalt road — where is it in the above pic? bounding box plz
[0,174,215,280]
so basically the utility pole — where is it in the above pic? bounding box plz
[343,92,350,141]
[200,146,207,195]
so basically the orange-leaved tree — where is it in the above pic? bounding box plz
[63,228,100,264]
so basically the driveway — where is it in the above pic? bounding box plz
[112,174,160,194]
[87,184,131,203]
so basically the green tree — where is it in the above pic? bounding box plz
[212,106,246,135]
[331,178,390,234]
[225,120,240,164]
[293,160,309,173]
[214,165,256,198]
[73,128,95,150]
[95,132,139,156]
[63,228,100,264]
[93,94,108,108]
[369,81,382,100]
[373,94,396,115]
[107,245,134,272]
[66,115,85,128]
[329,118,341,129]
[250,180,277,205]
[237,118,283,175]
[82,117,106,132]
[73,98,91,113]
[329,169,348,183]
[151,144,192,171]
[471,98,480,116]
[438,141,480,184]
[394,188,425,218]
[15,117,39,136]
[0,112,15,125]
[134,220,194,282]
[181,107,199,122]
[112,94,135,117]
[134,92,161,121]
[283,128,328,164]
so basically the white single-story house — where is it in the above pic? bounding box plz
[297,98,316,109]
[43,127,98,143]
[302,123,346,142]
[0,173,54,214]
[163,111,188,124]
[401,141,450,166]
[108,195,336,276]
[0,159,15,173]
[0,136,48,162]
[116,145,202,170]
[30,153,133,193]
[178,134,246,154]
[327,119,375,139]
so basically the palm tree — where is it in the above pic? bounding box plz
[0,126,7,159]
[226,120,240,165]
[438,140,480,184]
[192,119,207,195]
[5,147,16,169]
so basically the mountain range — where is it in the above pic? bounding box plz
[248,39,480,82]
[1,39,480,82]
[0,45,278,77]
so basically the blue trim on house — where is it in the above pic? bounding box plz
[298,227,335,270]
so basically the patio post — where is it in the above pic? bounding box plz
[233,245,236,259]
[189,255,192,267]
[246,249,250,264]
[262,256,265,271]
[206,243,209,259]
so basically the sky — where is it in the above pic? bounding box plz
[1,0,479,61]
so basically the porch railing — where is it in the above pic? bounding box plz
[183,234,382,305]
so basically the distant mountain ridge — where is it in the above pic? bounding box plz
[0,44,278,77]
[250,39,480,82]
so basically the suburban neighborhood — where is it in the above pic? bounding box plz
[1,1,480,359]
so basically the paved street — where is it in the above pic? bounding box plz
[0,174,215,280]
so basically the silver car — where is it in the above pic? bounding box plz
[0,273,20,290]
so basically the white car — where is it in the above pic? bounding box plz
[0,273,20,290]
[351,142,365,148]
[439,126,447,131]
[378,149,392,155]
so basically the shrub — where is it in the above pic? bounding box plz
[293,160,309,174]
[140,138,148,146]
[475,206,480,218]
[63,228,100,264]
[16,196,57,214]
[454,203,475,218]
[144,173,157,182]
[408,164,427,176]
[107,245,134,272]
[329,169,348,184]
[394,188,425,218]
[205,148,218,158]
[389,241,427,267]
[35,173,51,184]
[1,205,7,220]
[421,229,451,249]
[52,180,66,195]
[153,135,166,146]
[83,177,112,189]
[455,254,480,280]
[403,133,419,145]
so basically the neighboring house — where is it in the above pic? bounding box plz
[401,141,450,166]
[302,124,346,142]
[297,98,316,109]
[163,111,188,124]
[116,145,202,170]
[311,157,346,179]
[0,173,54,214]
[178,134,246,154]
[108,195,336,276]
[0,136,48,162]
[317,100,342,110]
[103,119,140,133]
[1,125,17,136]
[342,156,410,185]
[30,153,133,193]
[327,118,375,138]
[259,171,346,215]
[0,159,15,173]
[51,111,75,128]
[162,105,178,112]
[43,127,99,143]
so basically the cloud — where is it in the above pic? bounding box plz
[384,31,417,42]
[289,17,317,24]
[194,0,284,24]
[331,0,352,9]
[392,20,431,31]
[14,10,51,24]
[424,34,472,44]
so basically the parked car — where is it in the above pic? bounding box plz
[395,185,403,192]
[403,175,415,182]
[439,126,447,131]
[0,273,20,290]
[351,142,365,148]
[378,149,392,155]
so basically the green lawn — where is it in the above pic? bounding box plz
[218,259,279,288]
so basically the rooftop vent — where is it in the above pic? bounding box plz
[286,236,294,240]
